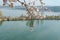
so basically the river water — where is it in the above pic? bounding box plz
[0,20,60,40]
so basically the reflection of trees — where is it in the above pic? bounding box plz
[36,20,44,26]
[26,20,44,27]
[0,21,4,26]
[26,20,34,27]
[26,20,44,32]
[40,20,44,24]
[26,20,34,32]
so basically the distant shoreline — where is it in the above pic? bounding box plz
[0,15,60,21]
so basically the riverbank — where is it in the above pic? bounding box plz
[0,15,60,21]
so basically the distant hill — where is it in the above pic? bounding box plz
[0,6,60,12]
[44,6,60,12]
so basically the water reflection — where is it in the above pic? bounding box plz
[0,21,4,26]
[36,20,44,26]
[26,20,34,32]
[0,20,44,32]
[26,20,44,32]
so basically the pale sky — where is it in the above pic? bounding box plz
[0,0,60,6]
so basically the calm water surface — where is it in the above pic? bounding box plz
[0,20,60,40]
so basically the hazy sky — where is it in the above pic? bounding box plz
[0,0,60,6]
